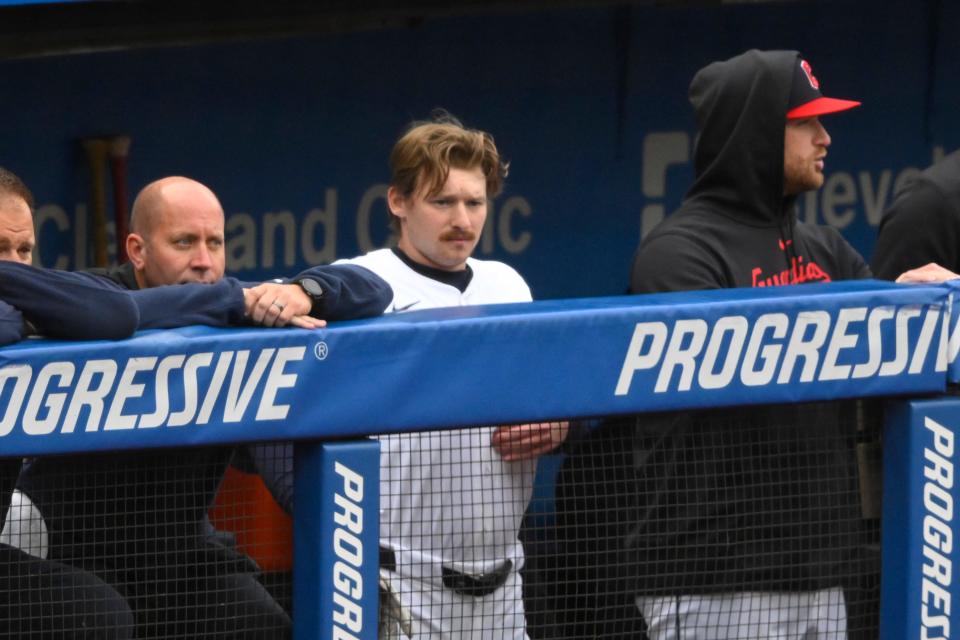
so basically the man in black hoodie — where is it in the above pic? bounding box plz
[631,50,866,292]
[625,50,871,638]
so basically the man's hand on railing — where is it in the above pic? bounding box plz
[243,283,326,329]
[491,421,569,461]
[895,262,960,284]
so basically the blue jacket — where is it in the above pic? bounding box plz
[90,261,393,328]
[0,262,138,342]
[13,261,391,574]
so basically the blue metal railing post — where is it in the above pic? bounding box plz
[881,397,959,639]
[293,440,380,640]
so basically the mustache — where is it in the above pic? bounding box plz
[440,230,477,242]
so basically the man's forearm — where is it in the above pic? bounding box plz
[289,264,392,321]
[131,279,246,329]
[0,262,138,341]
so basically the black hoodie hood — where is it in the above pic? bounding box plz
[630,49,870,293]
[686,49,797,226]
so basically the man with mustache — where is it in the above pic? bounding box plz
[255,114,567,639]
[337,115,568,639]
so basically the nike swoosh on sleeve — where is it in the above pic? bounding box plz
[392,301,419,312]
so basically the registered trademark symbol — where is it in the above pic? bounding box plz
[314,341,329,360]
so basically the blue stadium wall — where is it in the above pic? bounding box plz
[0,0,957,299]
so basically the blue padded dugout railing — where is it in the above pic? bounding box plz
[0,279,959,638]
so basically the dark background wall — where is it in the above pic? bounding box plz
[1,0,956,298]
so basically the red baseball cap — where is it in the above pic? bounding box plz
[786,58,860,119]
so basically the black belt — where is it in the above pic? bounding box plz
[379,546,512,597]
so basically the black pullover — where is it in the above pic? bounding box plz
[618,50,875,599]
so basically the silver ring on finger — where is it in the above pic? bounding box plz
[272,300,285,311]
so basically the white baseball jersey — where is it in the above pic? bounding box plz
[337,249,535,638]
[337,249,534,572]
